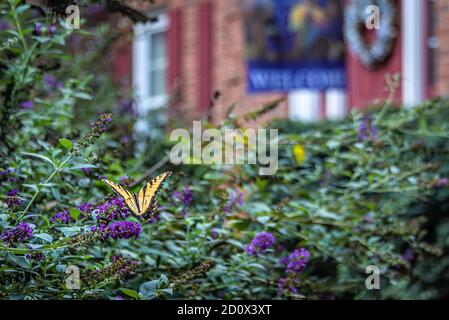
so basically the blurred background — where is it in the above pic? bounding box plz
[93,0,446,126]
[1,0,449,300]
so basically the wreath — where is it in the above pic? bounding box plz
[344,0,397,68]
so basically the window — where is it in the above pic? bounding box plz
[133,13,168,113]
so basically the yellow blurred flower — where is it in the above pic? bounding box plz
[290,5,326,30]
[293,144,305,166]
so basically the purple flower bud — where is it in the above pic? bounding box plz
[50,210,71,224]
[284,248,310,274]
[210,229,219,239]
[224,189,244,213]
[0,20,9,30]
[244,232,275,256]
[101,221,142,241]
[435,177,449,188]
[5,189,22,208]
[20,100,34,109]
[1,222,33,245]
[33,22,43,35]
[173,187,193,207]
[78,202,94,214]
[48,24,57,34]
[358,116,377,142]
[401,249,414,262]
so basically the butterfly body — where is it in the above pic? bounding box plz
[103,172,172,220]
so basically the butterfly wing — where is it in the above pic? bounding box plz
[137,171,172,217]
[102,179,139,215]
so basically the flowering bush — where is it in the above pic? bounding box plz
[1,1,449,300]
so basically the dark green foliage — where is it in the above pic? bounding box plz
[1,1,448,300]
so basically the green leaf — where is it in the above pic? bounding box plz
[59,138,73,150]
[256,216,271,224]
[62,163,97,172]
[15,4,30,14]
[160,288,173,295]
[34,233,53,243]
[56,227,81,237]
[8,254,29,269]
[139,280,159,299]
[21,152,56,169]
[120,288,139,300]
[74,92,93,100]
[23,184,38,192]
[69,208,81,220]
[227,239,243,248]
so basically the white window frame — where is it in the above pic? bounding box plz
[402,0,425,107]
[133,13,169,114]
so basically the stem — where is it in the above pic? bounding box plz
[10,1,28,51]
[0,239,70,254]
[375,74,400,126]
[21,154,72,216]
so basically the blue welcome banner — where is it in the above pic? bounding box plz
[242,0,346,92]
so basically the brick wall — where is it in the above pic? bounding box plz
[434,0,449,97]
[124,0,449,125]
[210,0,288,126]
[133,0,288,125]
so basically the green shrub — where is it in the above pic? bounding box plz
[1,1,448,300]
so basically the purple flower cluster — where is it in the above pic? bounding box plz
[44,74,63,92]
[74,113,112,152]
[0,168,16,182]
[25,252,46,262]
[51,203,93,224]
[283,248,310,273]
[51,210,71,224]
[1,222,33,245]
[33,22,43,35]
[48,25,57,35]
[77,202,94,213]
[87,4,103,15]
[20,100,33,109]
[148,212,161,224]
[95,197,130,225]
[119,99,137,116]
[245,232,276,256]
[78,202,94,214]
[401,248,414,262]
[119,176,135,187]
[278,248,310,295]
[224,189,244,213]
[83,255,141,287]
[99,221,142,241]
[33,22,57,36]
[358,116,378,142]
[173,187,193,216]
[173,187,193,206]
[435,177,449,188]
[68,220,140,247]
[6,189,22,208]
[111,255,141,277]
[0,20,9,30]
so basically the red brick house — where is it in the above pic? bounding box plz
[113,0,449,125]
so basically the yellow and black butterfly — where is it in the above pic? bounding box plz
[102,172,172,220]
